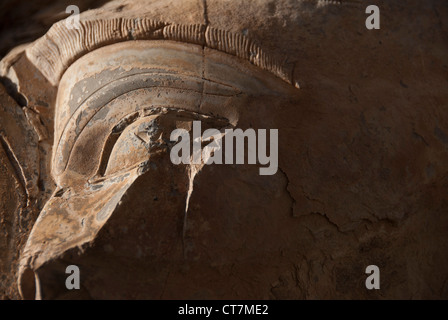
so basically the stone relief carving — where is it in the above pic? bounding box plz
[0,0,447,299]
[19,38,296,298]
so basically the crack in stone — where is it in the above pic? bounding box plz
[278,167,296,217]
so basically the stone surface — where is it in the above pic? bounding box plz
[0,0,447,299]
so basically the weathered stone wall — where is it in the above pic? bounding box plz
[0,0,447,299]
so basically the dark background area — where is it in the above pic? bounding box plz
[0,0,109,59]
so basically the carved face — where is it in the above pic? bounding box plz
[18,39,296,299]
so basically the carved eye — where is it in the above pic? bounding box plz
[94,115,162,179]
[91,109,230,182]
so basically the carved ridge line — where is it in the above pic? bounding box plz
[0,134,28,203]
[25,18,293,87]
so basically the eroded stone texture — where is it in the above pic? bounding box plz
[0,0,447,299]
[0,83,40,299]
[0,0,110,59]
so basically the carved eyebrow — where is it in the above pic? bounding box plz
[26,18,294,87]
